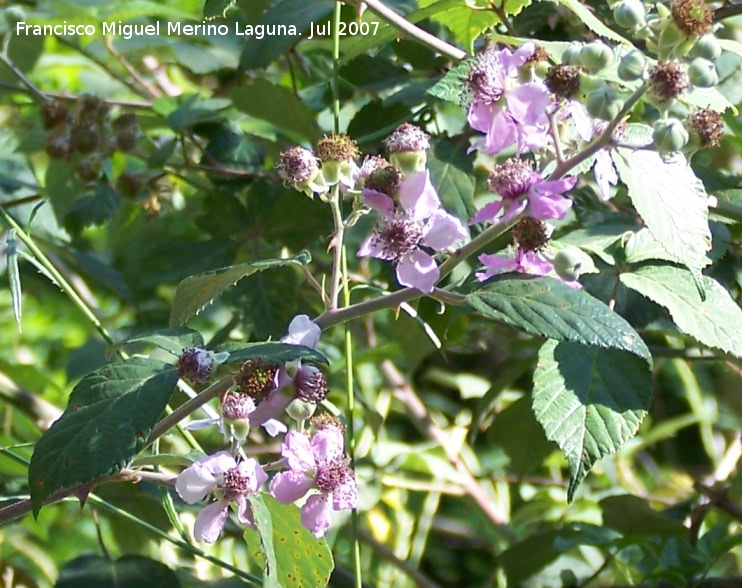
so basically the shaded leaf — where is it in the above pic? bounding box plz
[428,140,476,221]
[620,264,742,358]
[466,275,651,362]
[601,495,686,537]
[247,494,279,588]
[427,60,471,105]
[169,252,310,327]
[559,0,631,44]
[214,342,328,366]
[111,327,205,357]
[29,358,179,516]
[532,340,652,501]
[55,554,180,588]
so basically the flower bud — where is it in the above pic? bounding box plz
[586,87,623,121]
[553,248,584,282]
[691,34,722,60]
[613,0,646,29]
[385,123,430,176]
[561,43,583,66]
[617,50,646,81]
[178,347,215,385]
[3,6,25,27]
[275,146,326,197]
[286,399,317,423]
[580,42,614,73]
[687,57,718,88]
[653,118,689,153]
[294,364,329,404]
[221,392,255,443]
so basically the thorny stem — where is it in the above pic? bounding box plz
[356,0,467,60]
[548,82,650,181]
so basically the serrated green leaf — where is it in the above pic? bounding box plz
[559,0,631,44]
[55,554,180,588]
[600,495,686,538]
[620,264,742,358]
[29,358,179,516]
[419,0,500,53]
[533,340,652,501]
[203,0,234,19]
[169,252,310,327]
[231,79,320,142]
[427,140,476,221]
[111,327,205,356]
[466,275,651,362]
[239,0,335,70]
[162,95,232,133]
[214,342,328,366]
[623,228,698,266]
[64,182,122,235]
[244,495,334,588]
[427,60,471,105]
[613,142,712,274]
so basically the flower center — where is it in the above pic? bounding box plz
[235,360,278,403]
[467,51,505,104]
[221,467,251,501]
[372,214,423,261]
[487,158,537,199]
[315,457,354,495]
[294,365,329,404]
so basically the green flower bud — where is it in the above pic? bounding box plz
[653,118,689,153]
[580,41,614,73]
[617,50,646,81]
[586,87,624,121]
[553,248,584,282]
[3,6,26,27]
[287,399,317,423]
[613,0,646,29]
[687,57,718,88]
[561,43,583,66]
[691,34,722,60]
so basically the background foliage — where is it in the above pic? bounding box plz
[0,0,741,586]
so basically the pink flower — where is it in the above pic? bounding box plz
[476,247,554,281]
[248,315,322,435]
[358,170,469,293]
[176,451,267,543]
[269,426,357,538]
[466,43,550,155]
[473,158,576,224]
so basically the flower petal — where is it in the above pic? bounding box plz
[283,314,321,348]
[396,250,439,293]
[472,200,504,224]
[193,499,229,543]
[357,232,392,260]
[236,458,268,492]
[236,497,255,528]
[398,171,440,221]
[311,427,346,464]
[476,253,519,281]
[528,191,573,220]
[270,470,316,504]
[423,209,469,250]
[506,83,549,127]
[517,250,554,276]
[593,150,617,201]
[183,417,220,431]
[262,418,288,437]
[332,475,358,511]
[281,430,316,472]
[249,388,294,428]
[176,464,217,504]
[301,494,333,538]
[362,189,395,219]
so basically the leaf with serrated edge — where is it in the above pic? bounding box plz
[214,342,328,366]
[169,252,310,327]
[559,0,631,44]
[466,275,651,362]
[613,141,711,274]
[247,494,279,588]
[111,327,204,357]
[533,340,652,501]
[29,358,179,516]
[620,264,742,358]
[244,495,334,587]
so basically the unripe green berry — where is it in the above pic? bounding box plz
[580,42,614,73]
[691,34,722,60]
[687,57,718,88]
[653,118,689,153]
[586,87,623,121]
[3,6,26,27]
[617,50,646,81]
[553,248,584,282]
[561,43,583,66]
[613,0,646,29]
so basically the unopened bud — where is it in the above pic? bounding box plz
[586,87,623,121]
[561,43,583,66]
[653,118,689,153]
[294,364,329,404]
[553,248,584,282]
[617,50,646,81]
[178,347,215,385]
[580,42,614,73]
[613,0,646,29]
[3,6,26,27]
[286,399,317,423]
[691,34,721,60]
[687,57,718,88]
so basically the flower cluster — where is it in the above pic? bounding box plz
[175,315,356,541]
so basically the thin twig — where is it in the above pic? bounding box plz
[356,0,467,60]
[714,2,742,21]
[0,49,47,103]
[103,36,161,98]
[490,0,518,37]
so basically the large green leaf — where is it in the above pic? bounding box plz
[466,275,651,362]
[111,327,205,357]
[613,142,712,274]
[214,342,328,366]
[532,340,652,501]
[169,252,310,327]
[55,554,180,588]
[231,79,320,142]
[600,495,686,538]
[244,495,334,587]
[558,0,631,44]
[620,264,742,358]
[247,494,279,588]
[239,0,335,70]
[419,0,502,53]
[427,140,476,221]
[29,358,179,516]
